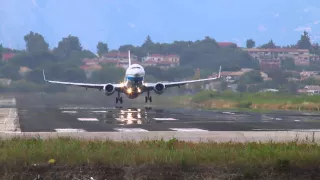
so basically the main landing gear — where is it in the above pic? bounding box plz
[145,91,152,103]
[116,91,123,104]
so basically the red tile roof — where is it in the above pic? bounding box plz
[2,53,16,61]
[100,59,118,63]
[217,42,237,47]
[149,54,163,57]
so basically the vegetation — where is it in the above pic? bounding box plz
[1,30,320,96]
[191,91,320,111]
[1,137,320,179]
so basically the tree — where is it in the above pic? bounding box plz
[53,35,83,58]
[97,42,109,57]
[281,58,296,70]
[90,66,125,83]
[220,80,228,91]
[24,31,49,54]
[238,70,263,84]
[246,39,255,48]
[297,31,312,49]
[192,68,202,92]
[236,83,247,92]
[0,44,3,60]
[260,39,277,48]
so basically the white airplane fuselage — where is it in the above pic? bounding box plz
[122,63,146,99]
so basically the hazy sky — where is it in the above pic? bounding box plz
[1,0,320,52]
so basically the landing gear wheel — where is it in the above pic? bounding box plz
[116,97,123,104]
[145,96,152,103]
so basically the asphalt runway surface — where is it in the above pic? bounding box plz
[16,104,320,133]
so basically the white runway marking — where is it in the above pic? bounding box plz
[253,129,288,131]
[114,128,149,132]
[222,112,235,115]
[77,118,99,121]
[292,129,320,132]
[294,120,301,122]
[91,111,108,113]
[170,128,208,132]
[62,111,77,114]
[54,128,87,132]
[153,118,178,121]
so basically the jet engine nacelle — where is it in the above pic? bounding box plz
[153,83,166,94]
[104,83,115,96]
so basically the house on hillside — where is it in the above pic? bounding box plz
[259,58,281,71]
[298,85,320,95]
[243,48,310,67]
[217,42,237,48]
[142,54,180,69]
[2,53,16,61]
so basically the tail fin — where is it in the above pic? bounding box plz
[128,50,131,66]
[218,66,222,78]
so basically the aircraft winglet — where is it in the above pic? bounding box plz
[218,66,222,78]
[42,70,47,82]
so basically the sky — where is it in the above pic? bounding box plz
[1,0,320,53]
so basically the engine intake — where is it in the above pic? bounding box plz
[154,83,165,94]
[104,84,115,96]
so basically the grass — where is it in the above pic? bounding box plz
[191,91,320,111]
[1,137,320,170]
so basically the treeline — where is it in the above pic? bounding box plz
[0,30,317,93]
[0,32,261,92]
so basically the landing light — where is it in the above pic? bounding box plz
[127,88,132,94]
[137,88,141,93]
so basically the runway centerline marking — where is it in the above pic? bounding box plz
[77,118,99,121]
[114,128,149,132]
[62,111,77,114]
[153,118,178,121]
[170,128,208,132]
[54,128,87,132]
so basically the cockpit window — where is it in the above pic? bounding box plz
[131,67,140,69]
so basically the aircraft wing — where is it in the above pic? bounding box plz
[144,66,222,89]
[42,70,122,90]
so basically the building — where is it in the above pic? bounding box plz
[217,42,237,48]
[82,51,142,70]
[243,48,310,67]
[102,51,138,61]
[142,54,180,69]
[298,85,320,95]
[259,58,281,71]
[2,53,16,61]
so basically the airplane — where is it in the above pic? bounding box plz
[42,50,222,104]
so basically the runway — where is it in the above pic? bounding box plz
[2,95,320,142]
[17,105,320,133]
